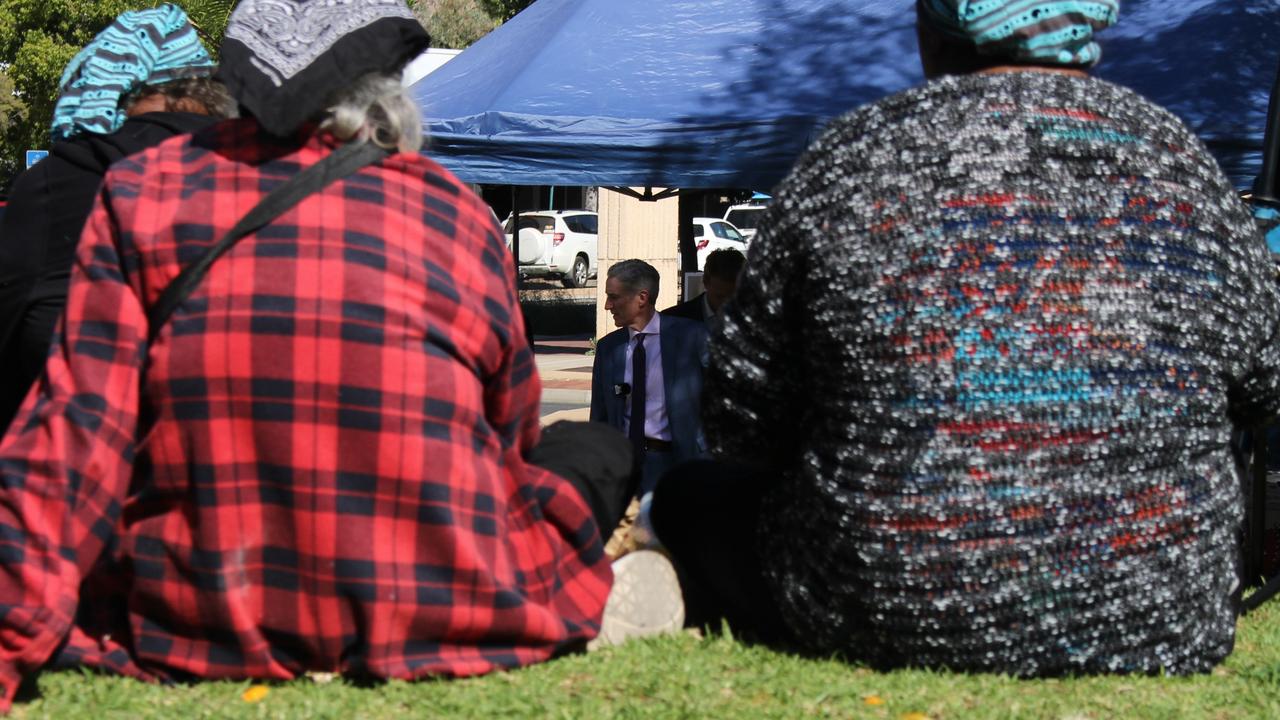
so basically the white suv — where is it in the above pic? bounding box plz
[723,203,768,245]
[503,210,598,288]
[690,217,748,271]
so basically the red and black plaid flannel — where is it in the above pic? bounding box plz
[0,119,610,709]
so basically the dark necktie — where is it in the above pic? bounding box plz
[629,333,647,456]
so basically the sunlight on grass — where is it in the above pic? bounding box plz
[12,604,1280,718]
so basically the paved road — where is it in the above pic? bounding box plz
[540,401,588,417]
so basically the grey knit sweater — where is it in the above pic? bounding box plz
[708,71,1280,675]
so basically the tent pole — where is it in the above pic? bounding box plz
[1254,58,1280,204]
[607,187,680,202]
[678,190,698,280]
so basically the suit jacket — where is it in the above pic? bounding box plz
[662,292,708,323]
[590,313,708,464]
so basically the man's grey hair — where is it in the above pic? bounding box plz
[607,259,660,299]
[320,73,423,153]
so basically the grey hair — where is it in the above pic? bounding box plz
[607,259,660,299]
[319,73,423,153]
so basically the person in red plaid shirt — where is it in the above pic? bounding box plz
[0,0,682,708]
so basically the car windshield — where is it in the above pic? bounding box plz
[725,208,764,230]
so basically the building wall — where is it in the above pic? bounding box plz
[595,188,680,339]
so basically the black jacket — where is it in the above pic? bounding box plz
[0,112,216,433]
[662,292,709,324]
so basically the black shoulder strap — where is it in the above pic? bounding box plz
[1243,573,1280,615]
[147,140,391,343]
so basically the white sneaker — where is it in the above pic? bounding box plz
[587,549,685,650]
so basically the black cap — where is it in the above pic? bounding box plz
[217,1,430,137]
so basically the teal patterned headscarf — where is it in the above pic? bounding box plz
[50,4,215,140]
[919,0,1120,67]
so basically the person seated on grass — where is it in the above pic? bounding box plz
[0,3,235,436]
[0,0,678,709]
[653,0,1280,675]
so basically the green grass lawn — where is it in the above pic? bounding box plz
[14,601,1280,719]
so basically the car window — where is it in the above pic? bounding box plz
[692,224,704,237]
[719,223,745,242]
[563,215,598,234]
[712,222,732,239]
[726,208,764,230]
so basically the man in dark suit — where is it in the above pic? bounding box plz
[663,248,746,326]
[591,260,708,498]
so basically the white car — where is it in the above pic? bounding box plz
[691,217,748,271]
[723,203,768,244]
[503,210,598,288]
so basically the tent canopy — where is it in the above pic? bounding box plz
[411,0,1280,190]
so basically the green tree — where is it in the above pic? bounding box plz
[412,0,496,49]
[476,0,534,22]
[0,0,234,189]
[0,69,29,142]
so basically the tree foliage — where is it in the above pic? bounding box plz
[0,0,515,190]
[476,0,534,22]
[0,69,26,136]
[411,0,496,50]
[0,0,234,190]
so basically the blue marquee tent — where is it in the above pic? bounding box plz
[410,0,1280,191]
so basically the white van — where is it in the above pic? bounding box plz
[723,203,768,244]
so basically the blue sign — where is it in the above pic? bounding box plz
[25,150,48,169]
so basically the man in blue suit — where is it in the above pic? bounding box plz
[591,260,708,498]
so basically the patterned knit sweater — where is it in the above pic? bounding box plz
[707,71,1280,675]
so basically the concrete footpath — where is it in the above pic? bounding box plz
[533,336,594,423]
